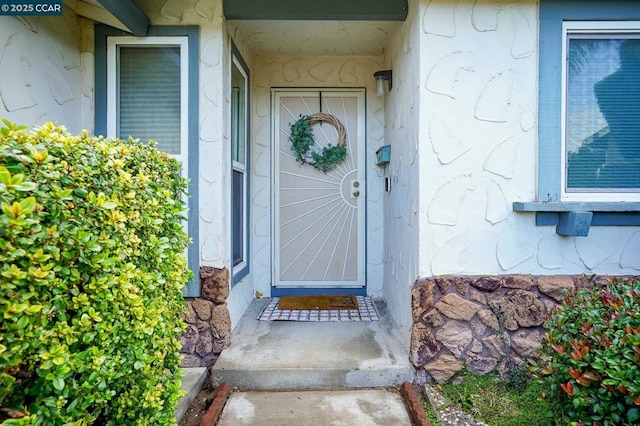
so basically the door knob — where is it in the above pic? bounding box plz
[352,190,360,198]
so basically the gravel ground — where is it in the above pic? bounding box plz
[423,383,487,426]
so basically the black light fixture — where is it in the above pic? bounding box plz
[374,70,392,96]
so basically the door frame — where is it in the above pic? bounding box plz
[271,88,367,296]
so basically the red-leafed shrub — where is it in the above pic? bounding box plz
[536,278,640,425]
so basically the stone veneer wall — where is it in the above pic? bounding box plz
[411,275,639,383]
[179,267,232,368]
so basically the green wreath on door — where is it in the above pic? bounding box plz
[288,113,347,173]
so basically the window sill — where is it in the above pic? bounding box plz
[512,202,640,236]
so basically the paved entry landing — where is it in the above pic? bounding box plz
[211,298,414,390]
[216,389,412,426]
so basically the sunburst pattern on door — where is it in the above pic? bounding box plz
[274,91,365,287]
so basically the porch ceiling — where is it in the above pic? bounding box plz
[229,20,401,56]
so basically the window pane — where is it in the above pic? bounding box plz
[232,169,244,267]
[231,61,246,164]
[567,37,640,190]
[118,47,181,155]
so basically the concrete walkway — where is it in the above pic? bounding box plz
[217,389,412,426]
[211,298,414,390]
[207,298,419,424]
[176,367,207,422]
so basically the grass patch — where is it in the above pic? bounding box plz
[438,370,561,426]
[423,400,440,425]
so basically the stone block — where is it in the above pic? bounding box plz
[469,288,487,304]
[503,275,535,290]
[201,266,230,303]
[435,321,473,358]
[469,339,483,354]
[455,280,469,296]
[421,309,445,328]
[537,276,575,302]
[482,333,508,358]
[477,309,500,331]
[434,276,453,294]
[435,293,482,321]
[573,275,592,290]
[590,275,611,287]
[470,317,487,338]
[210,303,231,341]
[466,352,497,374]
[510,329,542,359]
[179,325,198,354]
[471,276,502,292]
[494,290,548,329]
[195,329,214,357]
[424,355,463,383]
[412,280,436,321]
[196,319,210,331]
[211,336,230,353]
[192,298,214,321]
[410,322,440,367]
[183,301,197,324]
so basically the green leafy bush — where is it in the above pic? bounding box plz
[536,279,640,425]
[0,121,190,425]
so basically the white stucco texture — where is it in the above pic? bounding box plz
[417,0,639,280]
[0,13,87,132]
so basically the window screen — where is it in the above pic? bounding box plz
[118,46,181,155]
[566,37,640,191]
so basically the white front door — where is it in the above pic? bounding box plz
[273,89,366,289]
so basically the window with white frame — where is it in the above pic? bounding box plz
[96,26,199,296]
[562,22,640,201]
[231,46,250,282]
[106,36,189,180]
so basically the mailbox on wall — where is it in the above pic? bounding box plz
[376,145,391,166]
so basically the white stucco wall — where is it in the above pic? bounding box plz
[381,0,421,341]
[417,0,640,278]
[247,53,387,300]
[135,0,252,324]
[224,25,256,326]
[136,2,228,265]
[0,12,88,132]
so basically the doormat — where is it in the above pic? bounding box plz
[257,296,380,322]
[277,294,358,310]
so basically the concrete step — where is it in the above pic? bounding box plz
[175,367,207,422]
[216,389,412,425]
[211,299,414,390]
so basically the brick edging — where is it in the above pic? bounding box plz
[400,382,431,426]
[199,382,231,426]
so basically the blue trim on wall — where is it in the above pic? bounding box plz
[271,287,367,297]
[513,201,640,212]
[94,25,201,296]
[538,0,640,202]
[536,212,640,227]
[96,0,149,36]
[185,26,200,297]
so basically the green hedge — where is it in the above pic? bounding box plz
[536,279,640,425]
[0,121,191,425]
